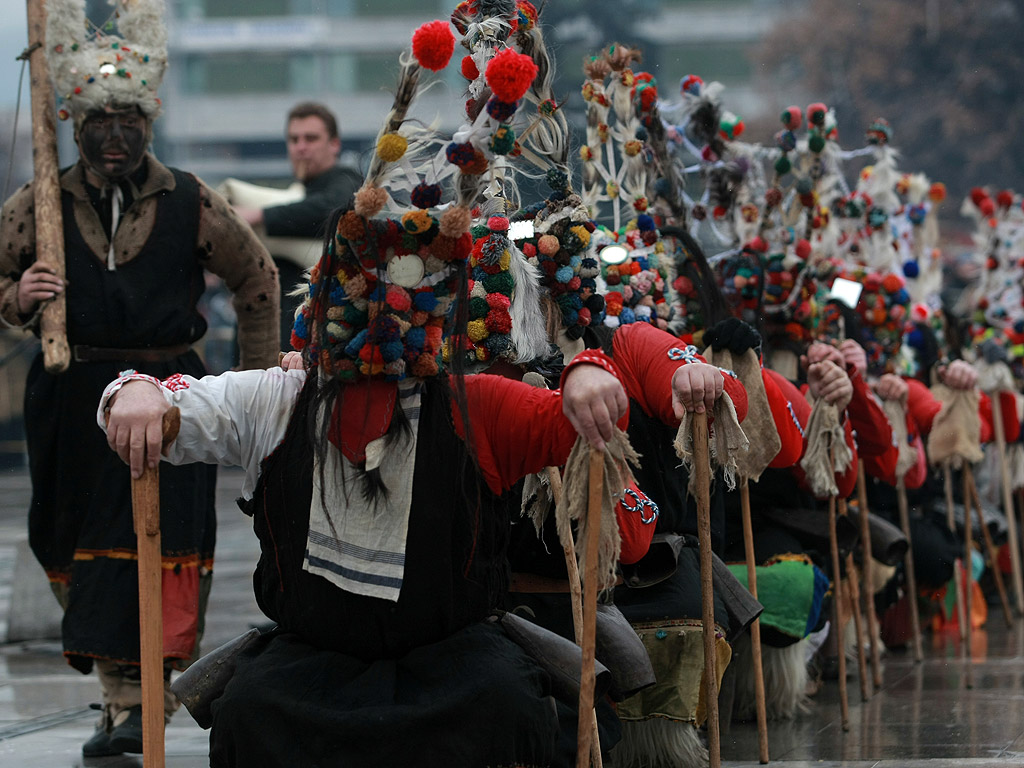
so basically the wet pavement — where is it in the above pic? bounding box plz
[1,463,1023,766]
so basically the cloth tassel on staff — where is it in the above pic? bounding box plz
[130,406,180,768]
[856,461,884,690]
[559,431,638,768]
[881,398,924,664]
[675,388,749,768]
[705,346,774,764]
[798,395,852,730]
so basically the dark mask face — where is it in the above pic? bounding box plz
[77,106,148,180]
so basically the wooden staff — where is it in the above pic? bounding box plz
[131,407,179,768]
[895,478,924,663]
[989,394,1024,615]
[547,466,601,768]
[25,0,69,373]
[693,411,721,768]
[826,465,850,731]
[944,464,968,641]
[739,478,769,764]
[961,469,975,689]
[856,461,883,689]
[965,467,1013,628]
[838,494,870,702]
[576,448,605,768]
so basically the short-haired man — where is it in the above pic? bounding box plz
[235,102,363,347]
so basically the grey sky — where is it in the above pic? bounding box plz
[0,2,35,111]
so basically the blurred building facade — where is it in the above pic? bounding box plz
[160,0,785,187]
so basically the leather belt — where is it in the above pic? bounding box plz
[73,343,192,363]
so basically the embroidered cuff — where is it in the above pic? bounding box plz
[96,369,176,432]
[559,348,619,391]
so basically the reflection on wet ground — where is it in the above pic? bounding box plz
[2,467,1024,765]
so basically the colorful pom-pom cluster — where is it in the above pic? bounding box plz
[291,205,473,382]
[597,219,671,331]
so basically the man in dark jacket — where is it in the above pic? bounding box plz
[233,102,362,347]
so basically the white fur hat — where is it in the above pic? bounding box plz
[46,0,168,122]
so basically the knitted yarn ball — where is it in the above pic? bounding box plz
[411,20,456,72]
[485,48,539,102]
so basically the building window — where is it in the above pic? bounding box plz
[183,54,319,94]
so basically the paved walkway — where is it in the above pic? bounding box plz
[1,463,1023,767]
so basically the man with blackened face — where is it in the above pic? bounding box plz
[0,2,281,759]
[77,105,149,182]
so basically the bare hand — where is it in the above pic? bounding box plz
[873,373,908,405]
[280,350,304,371]
[16,262,64,315]
[106,380,171,479]
[839,339,867,377]
[939,359,978,391]
[807,360,852,411]
[672,362,724,418]
[801,341,844,371]
[562,364,629,451]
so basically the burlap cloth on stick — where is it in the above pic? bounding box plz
[704,347,781,482]
[799,395,853,498]
[926,384,983,470]
[673,391,749,495]
[559,430,640,591]
[882,398,918,483]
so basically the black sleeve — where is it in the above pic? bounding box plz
[262,167,362,238]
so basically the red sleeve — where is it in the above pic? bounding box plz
[616,482,659,565]
[846,369,893,457]
[862,411,927,489]
[457,365,630,495]
[978,391,1020,444]
[609,322,747,425]
[905,378,942,435]
[763,367,804,468]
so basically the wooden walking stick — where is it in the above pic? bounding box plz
[965,467,1013,628]
[944,464,969,641]
[826,444,849,732]
[838,493,870,702]
[856,461,883,689]
[895,477,924,663]
[25,0,69,373]
[576,448,605,768]
[131,406,179,768]
[989,391,1024,615]
[740,478,770,763]
[693,411,721,768]
[546,466,601,768]
[961,468,975,689]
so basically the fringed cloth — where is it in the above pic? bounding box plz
[882,398,918,482]
[704,347,781,482]
[559,430,640,591]
[798,395,853,498]
[674,391,749,495]
[926,384,983,470]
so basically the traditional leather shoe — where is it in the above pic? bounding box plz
[107,705,144,754]
[82,724,122,758]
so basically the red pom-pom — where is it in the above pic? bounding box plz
[485,308,512,334]
[485,48,539,103]
[970,187,988,206]
[980,198,996,217]
[795,239,812,259]
[997,190,1014,209]
[806,102,828,126]
[522,242,537,257]
[748,236,768,253]
[412,20,456,72]
[487,216,509,232]
[461,55,479,81]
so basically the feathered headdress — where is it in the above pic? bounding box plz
[46,0,168,122]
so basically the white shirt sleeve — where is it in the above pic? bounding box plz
[97,367,307,499]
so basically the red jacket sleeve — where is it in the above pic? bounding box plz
[456,361,629,495]
[846,369,893,457]
[764,367,805,469]
[862,411,927,489]
[616,482,659,565]
[610,322,748,425]
[979,390,1020,444]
